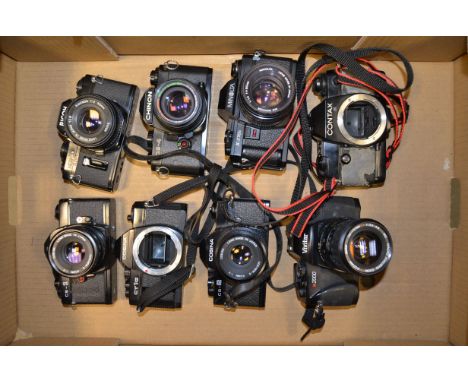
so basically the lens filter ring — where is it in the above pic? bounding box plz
[239,63,295,125]
[153,79,205,134]
[132,226,183,276]
[343,219,392,276]
[65,95,121,150]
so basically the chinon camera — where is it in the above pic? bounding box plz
[219,51,296,170]
[288,196,393,330]
[309,70,391,186]
[44,199,117,305]
[200,198,270,308]
[119,202,188,308]
[140,62,212,176]
[57,75,139,191]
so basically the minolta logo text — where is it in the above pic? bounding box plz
[301,233,309,255]
[59,105,67,127]
[145,91,153,122]
[208,238,215,262]
[326,102,334,136]
[227,83,236,109]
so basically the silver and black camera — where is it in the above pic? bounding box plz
[200,198,270,308]
[310,70,390,186]
[119,202,188,308]
[219,52,296,170]
[44,198,117,305]
[140,62,212,176]
[57,75,139,191]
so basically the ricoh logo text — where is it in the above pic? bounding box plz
[59,105,67,127]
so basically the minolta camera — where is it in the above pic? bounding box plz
[57,75,139,191]
[288,196,393,331]
[140,62,212,176]
[219,51,296,170]
[200,198,270,308]
[310,70,391,186]
[119,202,188,308]
[44,198,117,305]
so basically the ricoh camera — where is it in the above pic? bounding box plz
[310,70,391,186]
[57,75,139,191]
[119,202,188,308]
[44,198,117,305]
[219,51,296,170]
[140,62,212,176]
[288,196,393,331]
[200,198,270,308]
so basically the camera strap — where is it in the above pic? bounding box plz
[300,302,325,341]
[124,137,285,311]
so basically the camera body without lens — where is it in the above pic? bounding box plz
[57,75,139,191]
[119,202,188,308]
[288,196,392,317]
[140,63,212,176]
[44,198,117,305]
[219,52,297,170]
[200,198,270,308]
[310,70,390,186]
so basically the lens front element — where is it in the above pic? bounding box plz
[162,89,194,119]
[252,81,283,108]
[230,244,252,266]
[78,108,103,134]
[65,241,86,265]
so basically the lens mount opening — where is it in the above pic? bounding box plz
[154,79,205,134]
[132,226,183,276]
[65,95,121,150]
[336,94,388,146]
[239,64,295,125]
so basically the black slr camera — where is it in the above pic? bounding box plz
[288,196,392,330]
[57,75,139,191]
[310,70,390,186]
[140,62,212,176]
[44,199,117,305]
[200,198,270,308]
[219,51,296,170]
[119,202,188,308]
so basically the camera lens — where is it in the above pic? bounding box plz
[231,244,252,266]
[132,226,184,276]
[78,108,103,134]
[154,79,206,134]
[48,226,106,278]
[252,81,283,108]
[217,231,265,281]
[64,95,122,150]
[239,64,295,125]
[319,219,392,276]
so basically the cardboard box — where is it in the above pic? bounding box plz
[0,36,467,345]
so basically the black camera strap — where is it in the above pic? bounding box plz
[124,137,285,311]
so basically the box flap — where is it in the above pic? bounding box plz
[0,54,17,345]
[0,37,118,62]
[11,337,120,346]
[354,36,466,62]
[450,54,468,345]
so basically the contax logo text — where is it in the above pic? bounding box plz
[326,102,334,136]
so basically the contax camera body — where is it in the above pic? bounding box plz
[44,198,117,305]
[140,63,212,176]
[200,198,270,308]
[288,196,393,329]
[310,70,390,186]
[219,52,297,170]
[57,75,139,191]
[119,202,188,308]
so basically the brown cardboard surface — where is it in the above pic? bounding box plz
[11,337,120,346]
[0,53,17,345]
[450,55,468,345]
[13,55,455,345]
[354,36,467,62]
[0,37,118,62]
[104,36,359,56]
